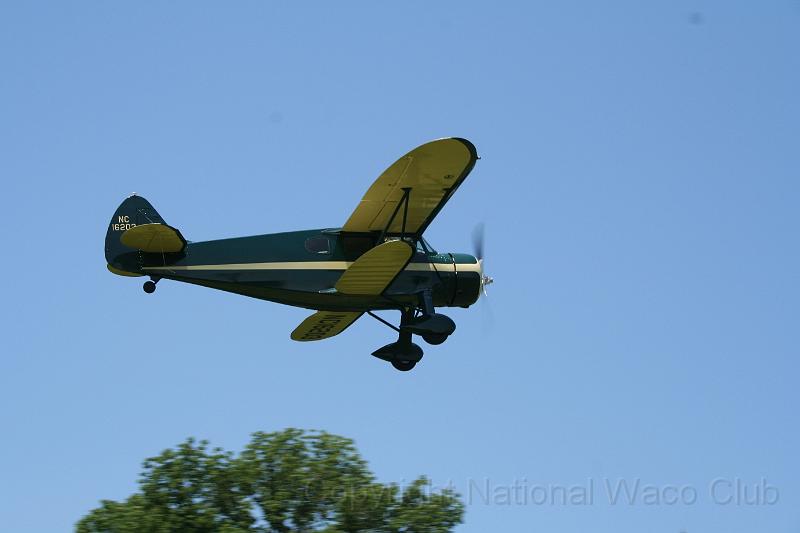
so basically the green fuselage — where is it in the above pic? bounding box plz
[110,229,481,312]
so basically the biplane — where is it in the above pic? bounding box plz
[104,138,492,371]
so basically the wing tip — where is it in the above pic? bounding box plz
[450,137,478,160]
[426,137,478,161]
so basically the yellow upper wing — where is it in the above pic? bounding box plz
[342,138,478,235]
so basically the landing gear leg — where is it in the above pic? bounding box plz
[420,288,435,316]
[416,291,450,344]
[404,289,456,342]
[143,276,160,294]
[371,308,424,372]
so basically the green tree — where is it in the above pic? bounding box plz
[77,429,463,533]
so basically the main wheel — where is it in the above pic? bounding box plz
[391,360,416,372]
[143,281,157,294]
[422,333,448,345]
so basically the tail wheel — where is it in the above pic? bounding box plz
[422,333,448,345]
[143,281,157,294]
[391,360,416,372]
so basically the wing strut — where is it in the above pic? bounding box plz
[378,187,412,243]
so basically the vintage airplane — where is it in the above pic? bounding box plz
[104,137,492,371]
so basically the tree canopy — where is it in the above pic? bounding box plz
[76,429,463,533]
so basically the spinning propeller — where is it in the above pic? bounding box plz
[472,223,494,298]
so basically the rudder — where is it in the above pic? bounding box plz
[104,194,168,276]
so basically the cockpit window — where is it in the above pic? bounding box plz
[305,236,331,254]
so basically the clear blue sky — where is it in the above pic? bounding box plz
[1,1,798,532]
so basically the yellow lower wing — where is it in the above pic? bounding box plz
[121,223,186,253]
[334,240,413,295]
[291,241,411,342]
[291,311,363,342]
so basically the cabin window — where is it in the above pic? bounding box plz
[305,236,331,254]
[340,235,377,259]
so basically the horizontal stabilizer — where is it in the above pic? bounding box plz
[291,311,363,342]
[334,240,413,295]
[106,264,143,277]
[121,223,186,253]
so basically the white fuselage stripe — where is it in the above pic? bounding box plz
[142,261,481,273]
